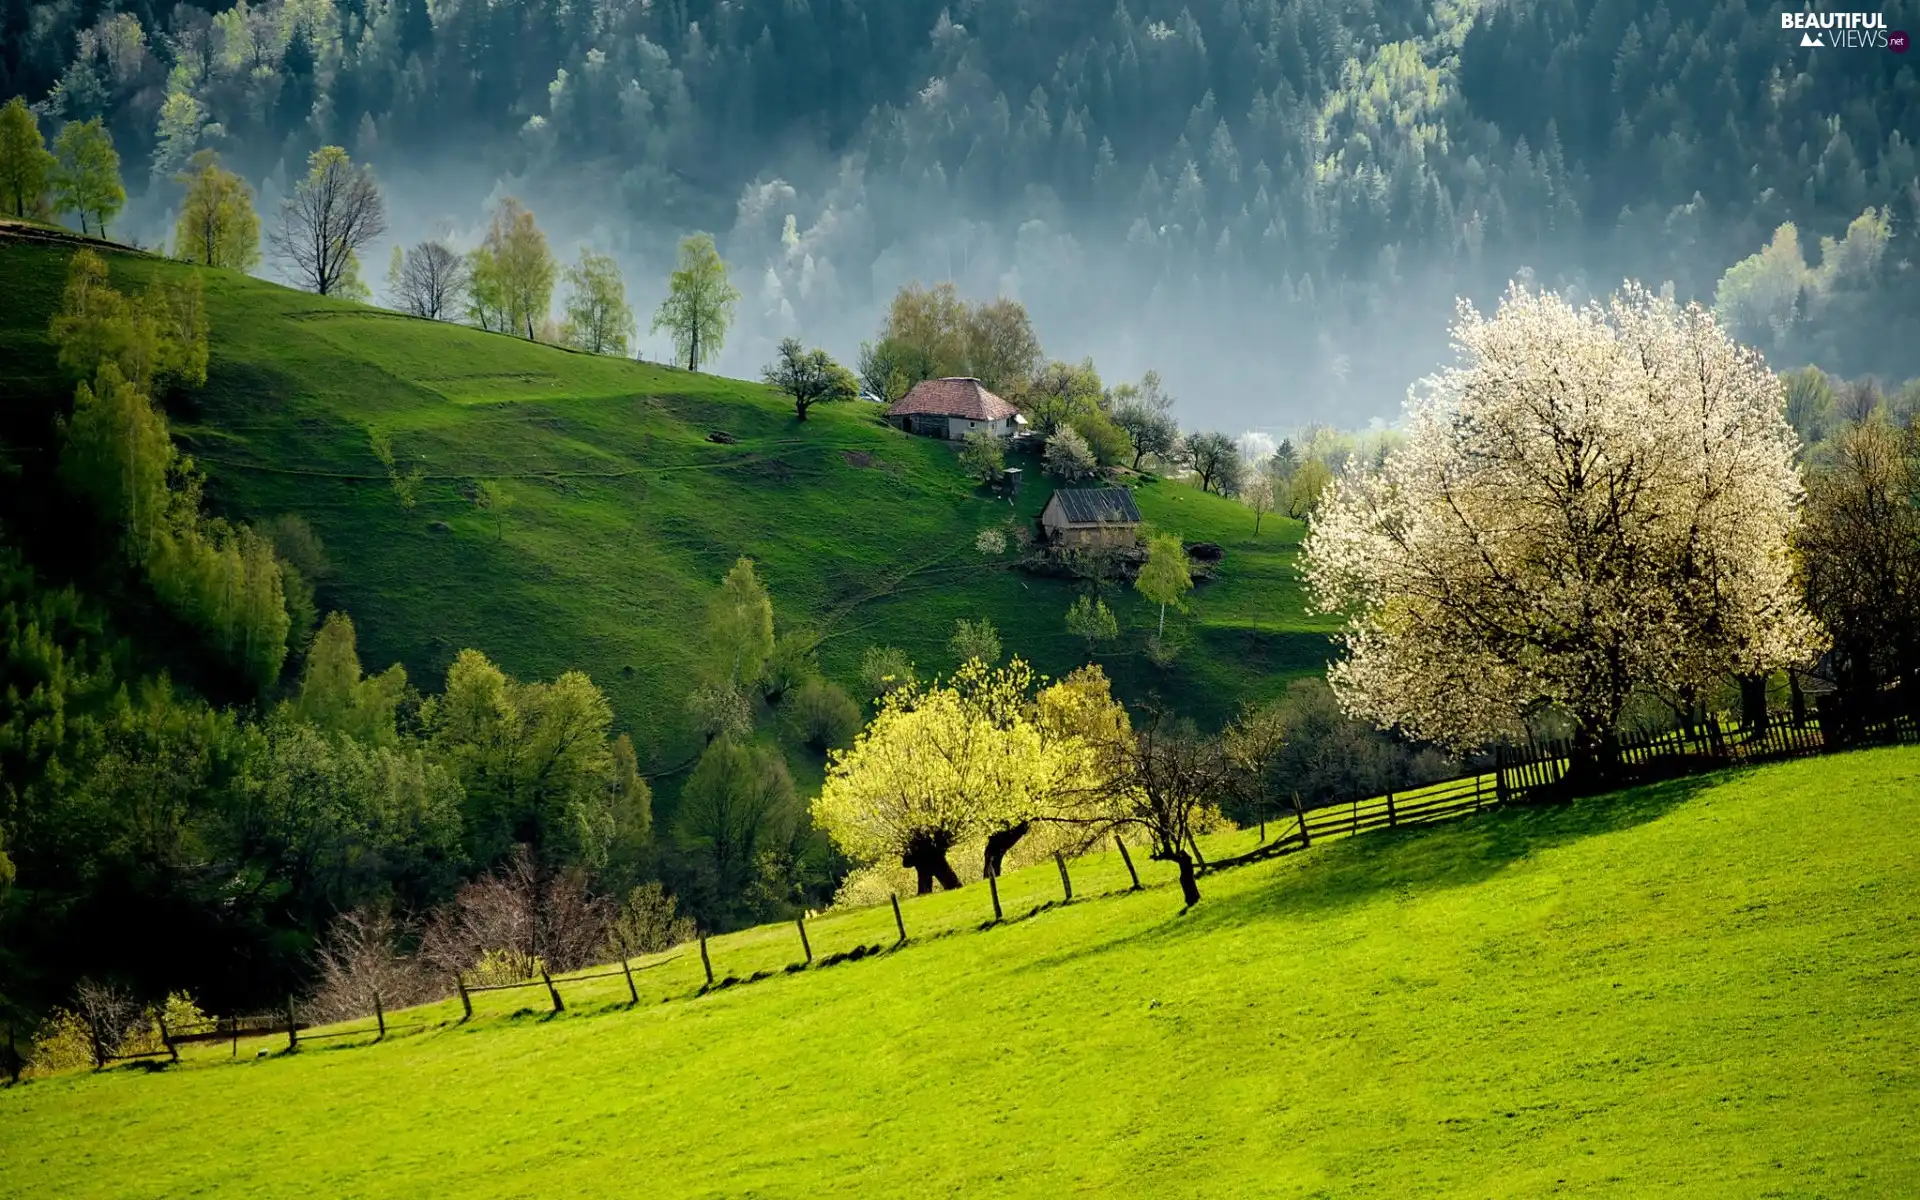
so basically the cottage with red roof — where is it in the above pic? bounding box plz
[884,377,1024,441]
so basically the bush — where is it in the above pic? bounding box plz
[859,645,917,702]
[781,678,862,753]
[1070,408,1134,468]
[958,430,1005,483]
[27,1008,95,1076]
[605,882,697,957]
[949,618,1003,666]
[761,630,820,705]
[1044,426,1097,480]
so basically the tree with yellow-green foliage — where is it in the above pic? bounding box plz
[286,612,409,745]
[0,96,54,219]
[814,658,1122,891]
[172,150,260,271]
[51,118,124,238]
[652,232,740,371]
[562,248,634,354]
[1134,533,1192,638]
[49,249,208,395]
[467,198,556,339]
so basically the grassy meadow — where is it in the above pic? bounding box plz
[4,749,1916,1197]
[0,234,1331,787]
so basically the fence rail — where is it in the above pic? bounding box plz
[44,705,1919,1083]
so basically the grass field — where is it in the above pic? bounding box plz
[0,234,1332,788]
[4,749,1915,1198]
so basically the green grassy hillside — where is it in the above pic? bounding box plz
[4,749,1916,1197]
[0,235,1330,775]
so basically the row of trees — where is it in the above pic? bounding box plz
[0,98,123,234]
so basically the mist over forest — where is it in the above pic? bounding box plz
[7,0,1920,426]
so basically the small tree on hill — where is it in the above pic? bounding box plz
[653,233,740,371]
[52,118,124,238]
[1045,426,1098,480]
[1184,430,1243,494]
[172,150,260,270]
[1242,474,1276,534]
[958,430,1005,484]
[389,240,468,320]
[272,146,386,297]
[762,336,857,420]
[949,617,1003,666]
[563,247,634,354]
[1065,594,1118,656]
[1134,533,1192,638]
[467,198,556,339]
[1,97,55,219]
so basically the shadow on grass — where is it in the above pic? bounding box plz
[1034,774,1714,969]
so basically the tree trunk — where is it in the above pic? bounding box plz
[1739,673,1769,732]
[1171,849,1200,907]
[1157,602,1166,637]
[1788,668,1807,727]
[983,821,1030,878]
[902,832,961,895]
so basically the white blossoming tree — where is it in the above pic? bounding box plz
[1303,283,1822,779]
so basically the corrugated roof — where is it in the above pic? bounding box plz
[1051,487,1142,525]
[885,378,1019,422]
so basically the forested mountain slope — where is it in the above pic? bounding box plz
[5,0,1915,420]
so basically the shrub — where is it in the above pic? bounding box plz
[781,677,862,753]
[605,882,697,957]
[760,630,820,705]
[1044,426,1097,480]
[949,618,1003,666]
[27,1008,95,1076]
[859,645,917,702]
[958,430,1005,483]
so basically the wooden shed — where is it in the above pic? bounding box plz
[1039,487,1143,549]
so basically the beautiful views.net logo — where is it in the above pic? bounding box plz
[1781,11,1904,49]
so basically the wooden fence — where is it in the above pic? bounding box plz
[38,706,1920,1080]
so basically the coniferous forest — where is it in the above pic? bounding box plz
[4,0,1918,419]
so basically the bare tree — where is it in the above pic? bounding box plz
[71,979,143,1066]
[421,848,613,979]
[390,240,468,320]
[270,146,386,297]
[312,907,438,1023]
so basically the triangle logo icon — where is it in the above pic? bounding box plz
[1801,30,1825,46]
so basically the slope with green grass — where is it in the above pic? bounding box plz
[4,749,1916,1197]
[0,233,1331,777]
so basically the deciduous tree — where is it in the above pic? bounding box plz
[51,118,124,237]
[761,336,857,421]
[562,247,633,353]
[652,232,739,371]
[467,198,556,339]
[1306,284,1822,779]
[0,97,54,219]
[271,146,386,297]
[172,150,260,270]
[1134,533,1192,637]
[388,240,467,320]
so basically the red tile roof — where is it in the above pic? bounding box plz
[885,377,1019,422]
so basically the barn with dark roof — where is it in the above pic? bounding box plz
[884,377,1024,440]
[1039,487,1143,549]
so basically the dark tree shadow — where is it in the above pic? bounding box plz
[1030,774,1714,970]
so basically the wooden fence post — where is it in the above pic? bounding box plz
[1473,773,1483,812]
[987,869,1003,923]
[699,935,715,990]
[620,956,639,1006]
[6,1023,19,1084]
[285,996,298,1053]
[455,973,473,1023]
[86,1011,107,1071]
[796,915,813,964]
[890,893,907,944]
[229,1016,238,1058]
[158,1012,178,1063]
[1054,852,1073,903]
[1115,835,1142,891]
[373,991,386,1041]
[1385,789,1397,827]
[1292,793,1311,848]
[541,969,565,1014]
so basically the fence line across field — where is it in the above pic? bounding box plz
[64,707,1918,1079]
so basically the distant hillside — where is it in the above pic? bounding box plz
[0,235,1331,787]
